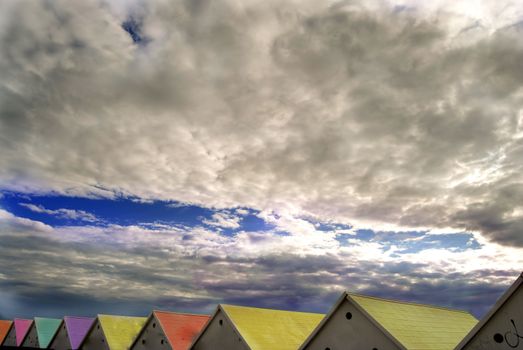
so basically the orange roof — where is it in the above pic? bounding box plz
[0,320,13,345]
[154,311,210,350]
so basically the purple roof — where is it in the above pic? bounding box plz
[64,316,95,350]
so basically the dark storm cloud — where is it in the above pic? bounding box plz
[0,209,518,318]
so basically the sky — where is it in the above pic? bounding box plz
[0,0,523,321]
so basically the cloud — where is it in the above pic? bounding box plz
[1,0,522,248]
[0,209,53,233]
[19,203,100,223]
[0,209,521,318]
[1,0,523,322]
[202,211,241,229]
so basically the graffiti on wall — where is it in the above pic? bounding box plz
[492,319,523,348]
[467,319,522,349]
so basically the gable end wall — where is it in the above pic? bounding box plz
[131,315,171,350]
[462,285,523,350]
[191,309,248,350]
[302,298,402,350]
[81,320,110,350]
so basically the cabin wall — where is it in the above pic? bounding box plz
[462,286,523,350]
[131,315,171,350]
[191,310,248,350]
[1,326,16,346]
[21,324,39,348]
[302,299,401,350]
[49,323,71,350]
[81,321,110,350]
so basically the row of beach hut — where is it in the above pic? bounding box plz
[0,272,521,350]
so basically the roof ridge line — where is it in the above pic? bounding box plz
[153,310,209,317]
[222,304,324,315]
[98,314,145,318]
[347,292,473,315]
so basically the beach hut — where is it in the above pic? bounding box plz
[48,316,95,350]
[21,317,62,348]
[131,311,210,350]
[79,315,146,350]
[455,272,523,350]
[299,292,478,350]
[190,304,324,350]
[1,318,33,347]
[0,320,17,347]
[0,320,13,346]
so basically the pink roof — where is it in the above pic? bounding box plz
[14,319,32,347]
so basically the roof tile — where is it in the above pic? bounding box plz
[99,315,146,350]
[64,316,95,350]
[223,305,324,350]
[14,319,32,347]
[35,317,62,348]
[155,311,210,350]
[0,320,12,345]
[350,294,478,350]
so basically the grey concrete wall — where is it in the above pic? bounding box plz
[462,286,523,350]
[191,309,248,350]
[49,323,71,350]
[1,325,16,346]
[80,320,109,350]
[131,315,171,350]
[302,298,401,350]
[21,323,39,348]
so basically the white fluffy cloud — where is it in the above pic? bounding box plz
[19,203,100,223]
[1,0,523,248]
[202,211,242,229]
[0,208,521,317]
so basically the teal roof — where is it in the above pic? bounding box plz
[35,317,62,348]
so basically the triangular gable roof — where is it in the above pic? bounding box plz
[156,311,210,350]
[217,304,324,350]
[300,292,477,350]
[0,320,13,345]
[14,318,33,347]
[350,293,478,350]
[454,271,523,349]
[98,315,146,350]
[35,317,62,348]
[132,310,209,350]
[64,316,95,350]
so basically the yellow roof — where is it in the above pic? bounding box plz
[350,294,478,350]
[98,315,146,350]
[222,305,324,350]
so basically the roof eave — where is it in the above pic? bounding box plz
[45,319,65,349]
[346,294,408,350]
[188,305,252,350]
[454,271,523,350]
[129,312,155,349]
[76,315,101,350]
[298,291,347,350]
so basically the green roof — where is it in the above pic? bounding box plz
[222,305,324,350]
[350,294,478,350]
[34,317,62,348]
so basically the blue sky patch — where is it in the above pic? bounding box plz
[0,191,483,254]
[121,16,149,45]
